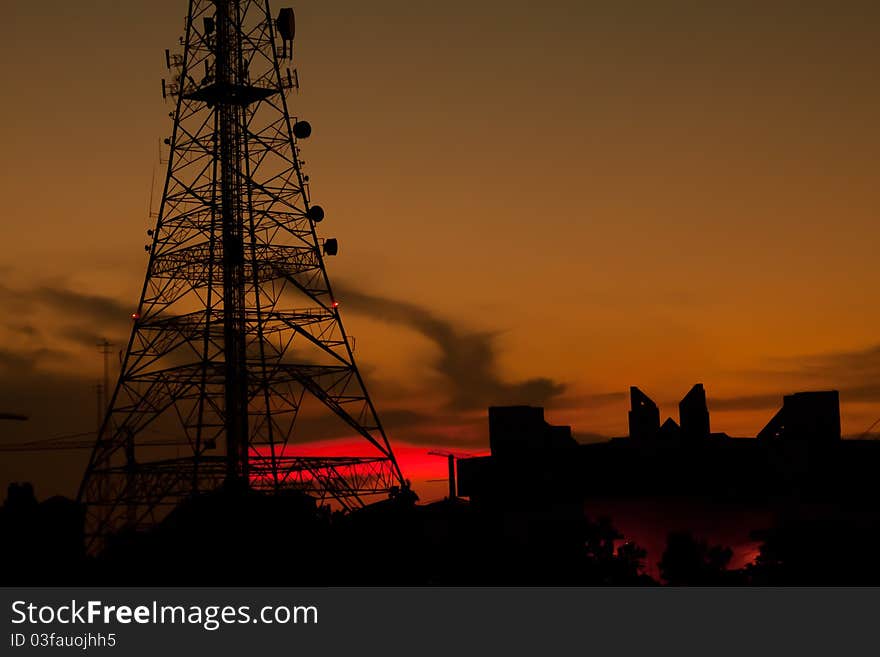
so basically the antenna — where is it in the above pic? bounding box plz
[276,8,295,60]
[96,338,113,419]
[94,383,103,439]
[79,2,406,551]
[148,163,158,219]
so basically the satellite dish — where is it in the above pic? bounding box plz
[277,8,295,42]
[293,121,312,139]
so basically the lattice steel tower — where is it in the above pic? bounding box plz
[79,1,404,548]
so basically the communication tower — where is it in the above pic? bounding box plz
[79,1,405,549]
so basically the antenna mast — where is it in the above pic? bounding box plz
[79,1,405,550]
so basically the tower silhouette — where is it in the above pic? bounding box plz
[79,1,404,549]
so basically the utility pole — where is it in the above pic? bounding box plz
[429,450,470,501]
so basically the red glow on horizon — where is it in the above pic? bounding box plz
[253,437,488,502]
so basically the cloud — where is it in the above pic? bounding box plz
[11,280,569,412]
[7,324,38,337]
[30,286,131,327]
[0,281,567,454]
[782,344,880,404]
[0,365,98,498]
[61,326,117,349]
[0,283,130,349]
[334,284,567,410]
[709,392,785,412]
[710,344,880,413]
[551,390,626,410]
[0,283,500,497]
[0,349,36,371]
[0,347,69,372]
[757,344,880,381]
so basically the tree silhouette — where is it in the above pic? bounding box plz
[659,531,735,585]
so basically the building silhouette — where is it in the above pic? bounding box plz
[458,386,876,505]
[6,384,880,585]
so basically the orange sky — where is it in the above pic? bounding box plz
[2,1,880,502]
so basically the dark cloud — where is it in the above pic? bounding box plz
[334,284,566,410]
[0,349,36,371]
[0,284,130,348]
[551,390,626,410]
[31,286,131,329]
[0,284,497,495]
[721,343,880,412]
[7,324,38,337]
[14,281,568,413]
[379,409,488,449]
[839,383,880,404]
[0,282,565,457]
[61,326,120,349]
[709,344,880,413]
[0,285,131,479]
[709,392,785,412]
[0,347,70,372]
[758,344,880,382]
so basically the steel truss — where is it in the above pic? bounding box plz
[79,0,404,550]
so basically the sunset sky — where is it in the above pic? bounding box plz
[2,1,880,502]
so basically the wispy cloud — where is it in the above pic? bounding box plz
[712,344,880,412]
[552,390,626,410]
[768,344,880,382]
[709,392,786,412]
[0,283,130,349]
[0,281,572,451]
[335,284,567,411]
[30,286,131,328]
